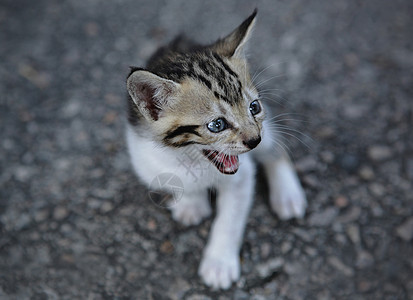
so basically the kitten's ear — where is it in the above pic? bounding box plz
[127,69,180,121]
[212,9,257,58]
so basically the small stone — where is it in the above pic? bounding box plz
[256,257,284,278]
[320,151,335,164]
[346,224,361,245]
[356,250,374,269]
[260,242,271,259]
[337,206,362,223]
[302,174,319,188]
[147,219,157,231]
[186,295,212,300]
[304,247,317,257]
[281,241,292,254]
[396,217,413,241]
[100,201,114,213]
[160,241,174,254]
[103,111,118,124]
[358,280,374,293]
[368,145,392,161]
[334,195,349,208]
[168,278,191,300]
[295,156,318,173]
[293,228,313,242]
[327,256,354,276]
[53,207,69,220]
[358,166,374,180]
[232,289,250,300]
[308,207,338,227]
[337,153,360,173]
[316,126,335,138]
[14,166,34,181]
[84,22,99,36]
[34,209,49,222]
[369,183,385,197]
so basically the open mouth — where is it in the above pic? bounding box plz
[202,150,239,174]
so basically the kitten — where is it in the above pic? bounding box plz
[126,10,307,289]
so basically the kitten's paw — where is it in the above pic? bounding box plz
[171,200,211,226]
[198,253,240,290]
[271,174,307,220]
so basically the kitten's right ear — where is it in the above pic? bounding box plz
[212,9,257,58]
[127,69,180,121]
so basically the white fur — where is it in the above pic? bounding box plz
[126,120,307,289]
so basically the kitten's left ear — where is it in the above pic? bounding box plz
[212,9,257,58]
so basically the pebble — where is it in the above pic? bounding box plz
[302,174,319,188]
[14,166,34,181]
[281,241,292,254]
[327,256,354,276]
[53,206,69,220]
[320,151,335,164]
[337,153,360,173]
[186,295,212,300]
[358,280,374,293]
[160,241,174,254]
[260,242,271,259]
[100,201,114,213]
[316,126,335,139]
[168,278,191,300]
[295,156,318,173]
[396,217,413,241]
[337,206,362,224]
[358,166,375,180]
[369,183,385,197]
[356,250,374,269]
[34,209,49,222]
[256,258,284,278]
[147,219,157,231]
[308,207,338,227]
[334,195,349,208]
[368,145,392,161]
[346,224,361,245]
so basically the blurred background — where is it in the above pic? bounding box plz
[1,0,412,298]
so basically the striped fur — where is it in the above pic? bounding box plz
[127,10,263,151]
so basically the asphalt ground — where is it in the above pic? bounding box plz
[1,0,412,299]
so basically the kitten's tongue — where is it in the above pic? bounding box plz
[217,153,239,173]
[203,150,239,174]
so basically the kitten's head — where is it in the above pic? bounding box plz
[127,10,264,174]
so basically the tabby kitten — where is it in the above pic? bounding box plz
[126,10,307,289]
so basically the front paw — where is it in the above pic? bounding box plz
[271,176,307,220]
[198,252,240,290]
[171,200,211,226]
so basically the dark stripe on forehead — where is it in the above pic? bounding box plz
[212,53,239,79]
[164,125,201,140]
[196,74,212,89]
[214,91,231,104]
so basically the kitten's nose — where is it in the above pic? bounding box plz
[243,136,261,149]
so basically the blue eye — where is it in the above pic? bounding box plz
[207,118,227,133]
[249,100,262,115]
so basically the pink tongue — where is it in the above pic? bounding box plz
[217,153,238,169]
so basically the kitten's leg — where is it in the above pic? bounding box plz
[170,189,211,226]
[198,157,255,290]
[254,120,307,220]
[264,155,307,220]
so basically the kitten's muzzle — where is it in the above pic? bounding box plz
[243,136,261,150]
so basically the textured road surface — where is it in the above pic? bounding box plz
[1,0,413,299]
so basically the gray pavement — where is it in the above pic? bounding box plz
[1,0,412,299]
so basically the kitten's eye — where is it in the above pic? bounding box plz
[207,118,227,133]
[249,100,262,115]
